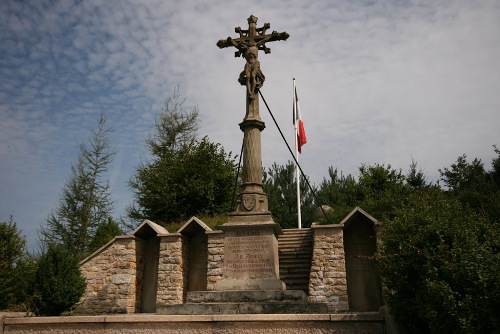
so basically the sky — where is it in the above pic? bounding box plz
[1,0,499,250]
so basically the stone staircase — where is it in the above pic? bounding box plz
[157,290,328,314]
[278,228,313,292]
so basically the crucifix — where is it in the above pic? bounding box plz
[217,15,289,220]
[215,15,289,291]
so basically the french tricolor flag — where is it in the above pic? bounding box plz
[293,81,307,153]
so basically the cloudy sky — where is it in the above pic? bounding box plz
[1,0,499,249]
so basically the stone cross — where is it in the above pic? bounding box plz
[215,16,289,291]
[217,15,289,221]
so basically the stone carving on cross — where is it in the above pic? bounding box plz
[217,15,289,57]
[217,15,289,100]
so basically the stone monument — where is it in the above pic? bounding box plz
[215,15,289,291]
[60,15,385,326]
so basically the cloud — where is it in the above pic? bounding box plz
[1,0,499,249]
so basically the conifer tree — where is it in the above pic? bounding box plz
[128,89,236,226]
[41,113,116,257]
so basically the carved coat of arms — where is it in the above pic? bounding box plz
[243,195,256,211]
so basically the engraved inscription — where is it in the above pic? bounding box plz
[223,232,274,277]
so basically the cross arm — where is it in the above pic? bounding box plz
[216,31,290,57]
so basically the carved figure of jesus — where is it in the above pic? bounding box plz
[238,46,265,100]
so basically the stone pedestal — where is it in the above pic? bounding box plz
[215,222,285,291]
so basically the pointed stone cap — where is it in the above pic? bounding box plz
[177,216,212,237]
[132,219,169,239]
[339,207,381,228]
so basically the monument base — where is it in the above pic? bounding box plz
[156,290,329,315]
[215,215,285,291]
[215,278,285,291]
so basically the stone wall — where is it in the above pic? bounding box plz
[308,225,349,312]
[206,230,224,291]
[75,236,143,314]
[156,234,187,307]
[2,313,385,334]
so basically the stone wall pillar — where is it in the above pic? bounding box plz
[309,225,349,312]
[156,234,187,306]
[76,236,141,314]
[206,230,224,291]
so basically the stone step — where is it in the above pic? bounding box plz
[279,238,311,243]
[282,228,312,234]
[280,251,311,256]
[279,243,311,248]
[281,234,312,238]
[280,257,311,268]
[279,252,312,258]
[280,266,311,273]
[279,234,312,239]
[279,245,312,250]
[156,302,328,315]
[186,290,308,303]
[280,258,311,268]
[280,273,311,280]
[280,236,311,240]
[280,240,312,245]
[279,263,310,271]
[279,257,311,263]
[279,249,312,255]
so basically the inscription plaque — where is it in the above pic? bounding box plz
[215,223,285,290]
[224,231,274,277]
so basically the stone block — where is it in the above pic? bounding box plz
[208,247,223,255]
[186,290,308,303]
[216,278,286,291]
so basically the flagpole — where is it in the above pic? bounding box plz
[293,78,302,229]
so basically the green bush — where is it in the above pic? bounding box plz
[32,245,86,316]
[378,189,500,333]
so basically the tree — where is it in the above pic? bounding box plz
[439,154,487,191]
[315,167,362,223]
[491,145,500,188]
[146,86,199,155]
[263,161,316,229]
[406,159,429,189]
[0,217,35,310]
[128,90,236,226]
[377,189,500,333]
[439,149,500,223]
[316,163,410,223]
[87,217,122,254]
[32,245,86,316]
[41,113,116,258]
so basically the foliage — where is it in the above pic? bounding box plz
[316,163,413,223]
[263,161,316,228]
[439,148,500,223]
[377,189,500,333]
[128,90,236,226]
[311,151,498,331]
[41,113,116,258]
[146,86,199,155]
[87,217,122,254]
[492,145,500,188]
[0,217,36,310]
[32,244,86,316]
[355,163,409,220]
[406,159,430,190]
